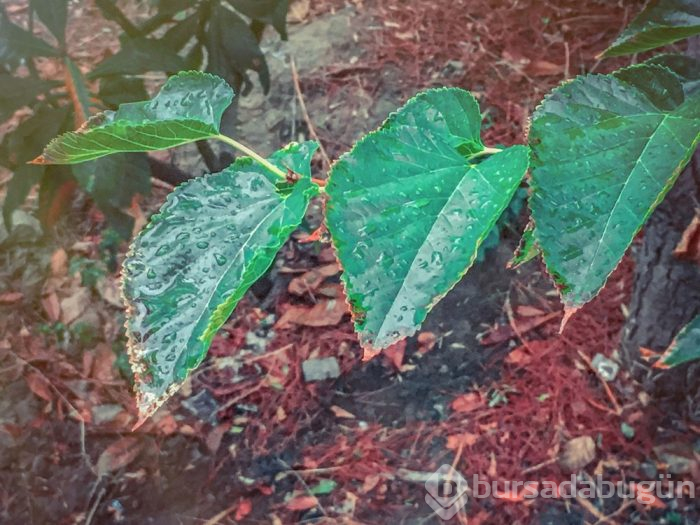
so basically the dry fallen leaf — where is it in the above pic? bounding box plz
[235,498,253,521]
[50,248,68,277]
[288,263,339,296]
[451,392,483,413]
[446,432,479,450]
[674,213,700,264]
[41,292,61,322]
[25,372,53,402]
[330,405,356,419]
[285,495,319,511]
[275,298,347,329]
[96,436,143,476]
[383,340,406,370]
[287,0,310,23]
[59,286,91,325]
[96,277,123,307]
[0,292,23,304]
[526,59,564,77]
[558,435,596,472]
[417,331,437,353]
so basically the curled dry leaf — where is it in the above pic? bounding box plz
[558,435,596,472]
[673,213,700,265]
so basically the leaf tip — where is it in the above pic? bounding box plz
[29,155,48,165]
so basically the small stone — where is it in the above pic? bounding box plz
[591,353,619,381]
[302,357,341,382]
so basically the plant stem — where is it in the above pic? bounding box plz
[469,146,503,161]
[215,134,287,179]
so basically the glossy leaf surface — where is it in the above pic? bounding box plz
[602,0,700,57]
[645,54,700,95]
[658,315,700,367]
[327,88,529,349]
[123,142,319,418]
[34,71,233,164]
[529,64,700,308]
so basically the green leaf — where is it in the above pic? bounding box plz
[509,221,540,269]
[64,57,92,122]
[602,0,700,57]
[0,105,71,167]
[310,479,337,495]
[657,315,700,367]
[529,64,700,308]
[645,54,700,95]
[2,165,44,230]
[89,36,187,78]
[226,0,289,40]
[160,13,199,51]
[0,7,58,65]
[31,0,68,44]
[34,71,234,164]
[98,75,149,108]
[326,88,529,349]
[123,141,319,419]
[0,72,57,122]
[205,3,270,94]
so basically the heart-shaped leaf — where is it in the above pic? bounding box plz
[657,315,700,368]
[33,71,233,164]
[602,0,700,57]
[529,64,700,309]
[326,88,529,350]
[123,141,319,419]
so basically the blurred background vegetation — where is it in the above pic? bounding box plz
[1,0,289,240]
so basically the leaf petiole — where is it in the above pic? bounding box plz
[215,134,287,179]
[468,146,503,161]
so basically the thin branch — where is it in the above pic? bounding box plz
[290,57,332,172]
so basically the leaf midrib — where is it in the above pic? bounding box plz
[372,162,494,344]
[187,189,282,349]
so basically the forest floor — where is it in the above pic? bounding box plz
[1,0,699,524]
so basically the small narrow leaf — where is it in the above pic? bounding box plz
[509,222,540,269]
[205,3,270,94]
[327,88,529,350]
[602,0,700,58]
[88,37,187,78]
[529,64,700,308]
[123,142,319,419]
[0,7,58,65]
[34,71,233,165]
[656,316,700,368]
[31,0,68,44]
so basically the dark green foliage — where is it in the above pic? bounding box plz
[602,0,700,57]
[0,0,290,237]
